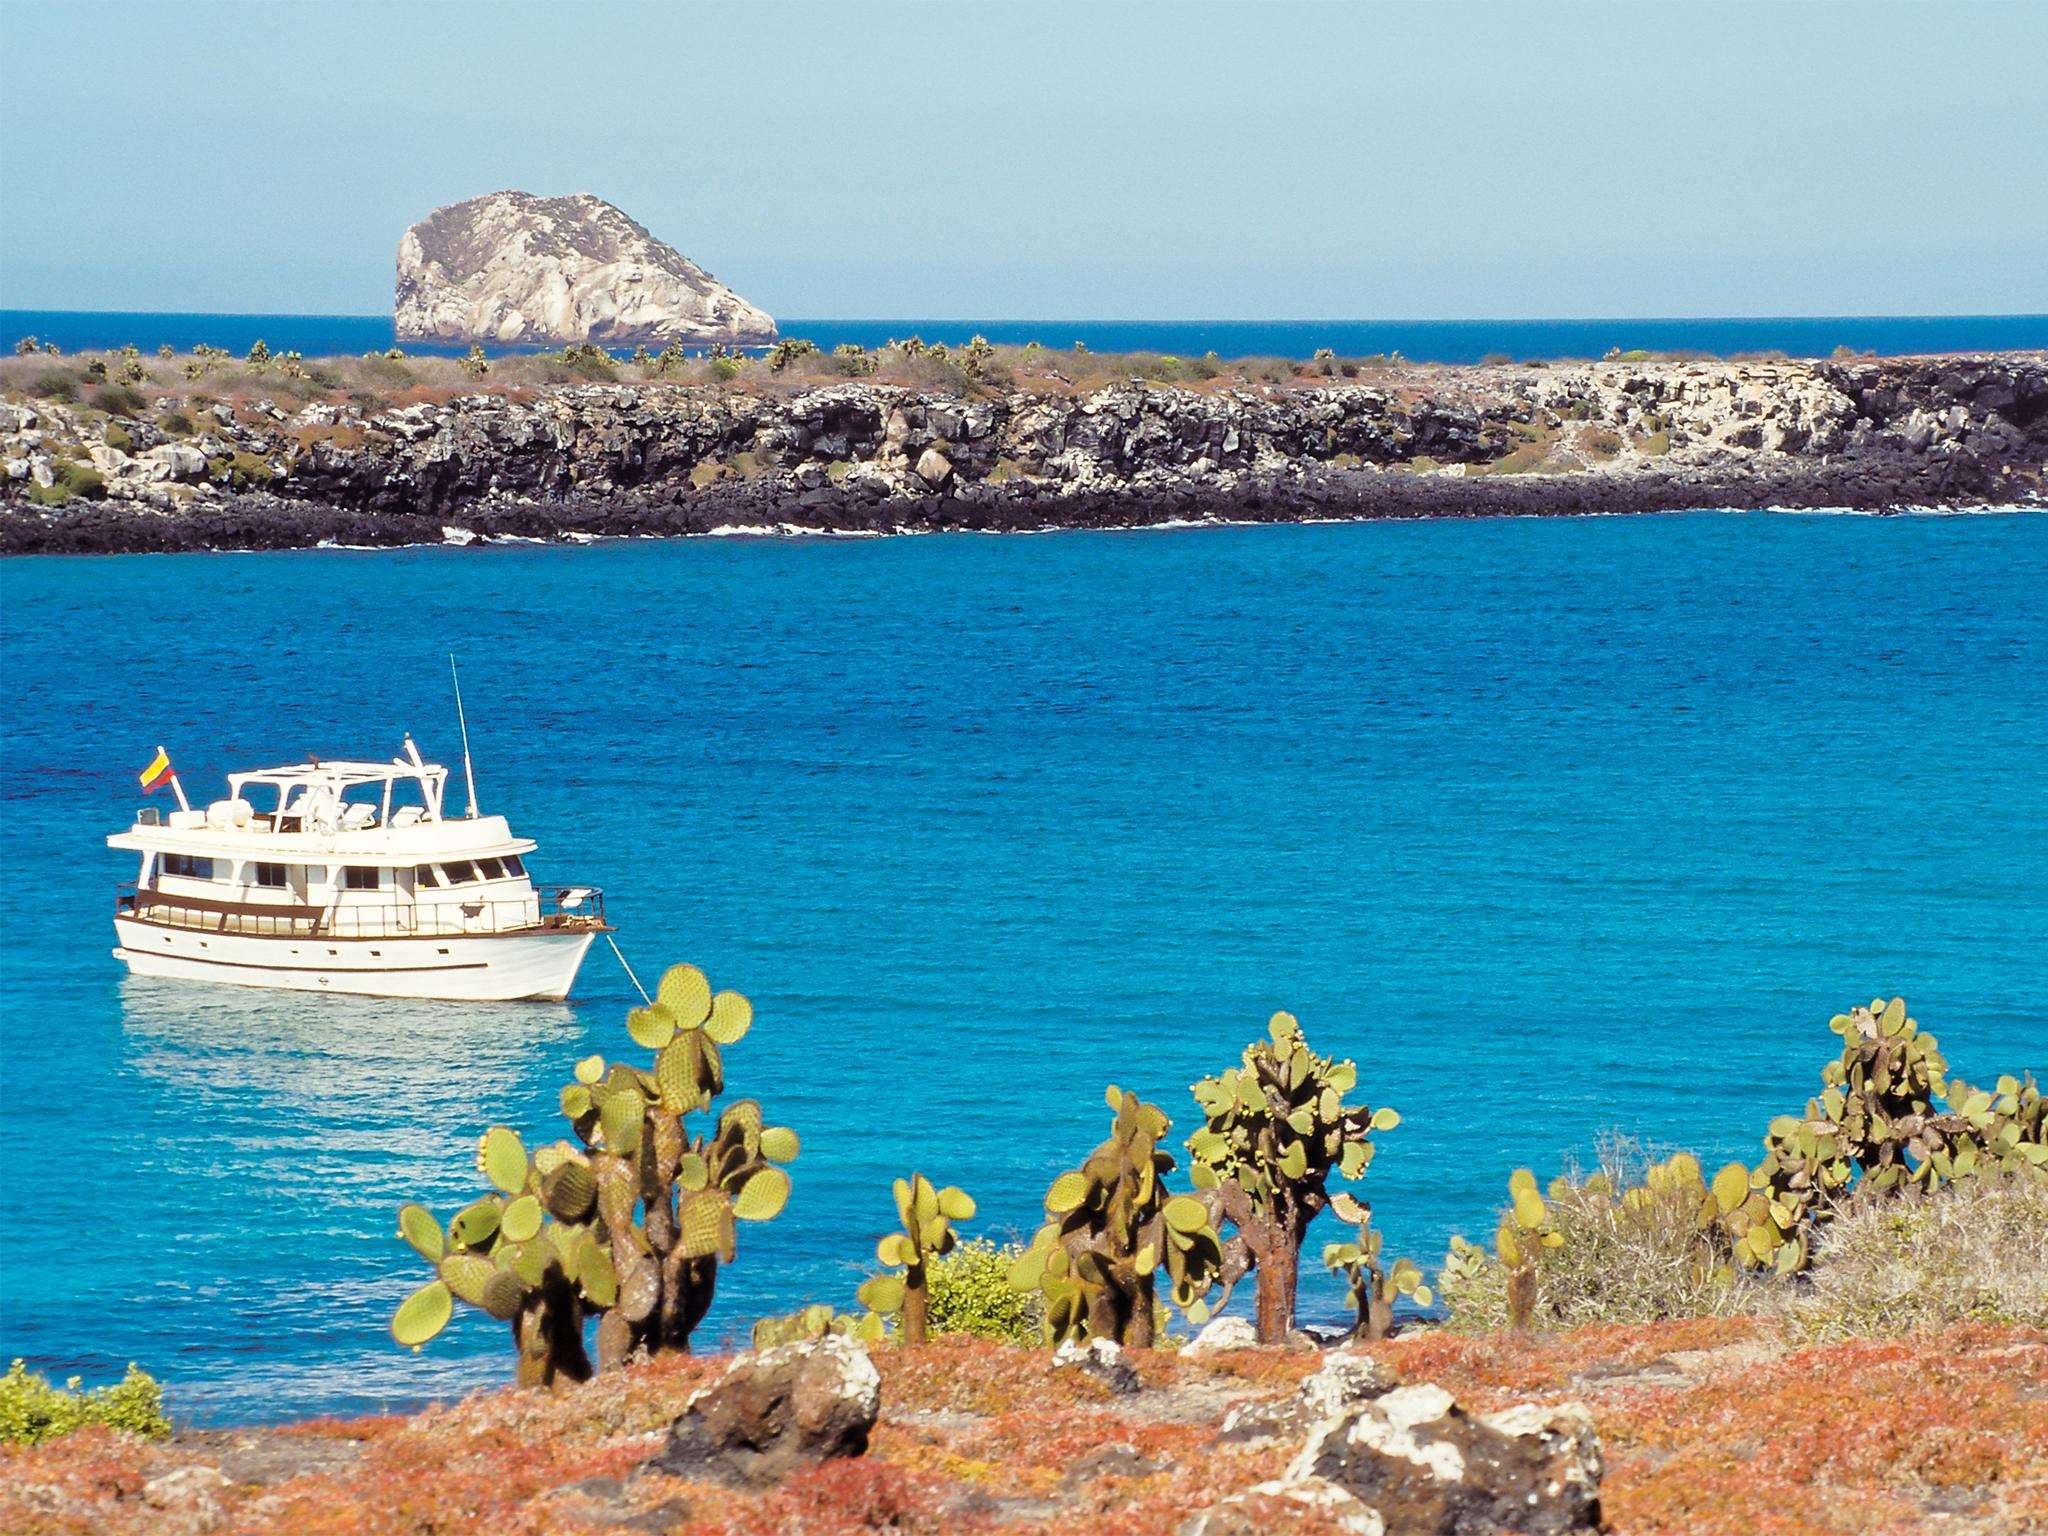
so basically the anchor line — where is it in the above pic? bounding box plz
[606,933,651,1004]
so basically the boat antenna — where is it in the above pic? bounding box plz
[449,654,480,817]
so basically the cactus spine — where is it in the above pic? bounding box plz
[1008,1086,1226,1347]
[1187,1011,1398,1343]
[388,963,798,1385]
[856,1174,976,1345]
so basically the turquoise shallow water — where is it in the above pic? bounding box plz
[1,511,2043,1425]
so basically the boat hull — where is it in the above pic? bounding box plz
[111,917,597,1001]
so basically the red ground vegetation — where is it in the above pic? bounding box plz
[2,1321,2042,1535]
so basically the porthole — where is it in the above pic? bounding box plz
[437,947,450,955]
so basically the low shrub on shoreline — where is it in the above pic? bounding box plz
[1787,1171,2048,1340]
[0,1361,169,1446]
[1439,1138,1759,1333]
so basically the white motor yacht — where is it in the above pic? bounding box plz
[108,740,607,1001]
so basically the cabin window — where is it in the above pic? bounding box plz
[252,862,287,888]
[501,854,526,877]
[162,853,214,881]
[415,864,441,888]
[477,857,505,880]
[440,860,477,884]
[341,866,382,890]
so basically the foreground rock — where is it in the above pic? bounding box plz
[1,1324,2041,1536]
[1190,1383,1603,1536]
[645,1336,879,1488]
[1052,1336,1141,1394]
[1217,1348,1400,1442]
[395,191,776,347]
[4,353,2043,553]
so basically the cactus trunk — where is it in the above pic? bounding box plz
[903,1262,929,1346]
[1252,1229,1299,1344]
[1507,1265,1538,1334]
[1129,1272,1157,1349]
[513,1284,592,1389]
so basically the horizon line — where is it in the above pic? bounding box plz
[4,307,2047,326]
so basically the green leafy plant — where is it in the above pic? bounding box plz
[1186,1011,1399,1342]
[1008,1086,1226,1347]
[926,1238,1041,1344]
[460,344,490,380]
[0,1361,170,1446]
[26,459,105,506]
[551,343,618,381]
[857,1174,976,1345]
[389,963,798,1387]
[1322,1191,1431,1340]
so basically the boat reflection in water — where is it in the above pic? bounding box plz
[106,976,588,1422]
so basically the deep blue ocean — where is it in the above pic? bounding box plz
[1,512,2044,1426]
[5,309,2046,363]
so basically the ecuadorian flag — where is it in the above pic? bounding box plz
[140,747,174,791]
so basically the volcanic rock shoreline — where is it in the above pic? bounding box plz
[4,353,2042,555]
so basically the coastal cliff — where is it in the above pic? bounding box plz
[394,192,776,347]
[3,352,2042,553]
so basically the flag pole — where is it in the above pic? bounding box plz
[449,656,480,817]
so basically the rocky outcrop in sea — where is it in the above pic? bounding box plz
[394,191,776,347]
[3,354,2042,554]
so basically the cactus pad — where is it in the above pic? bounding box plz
[391,1281,453,1348]
[397,1203,444,1262]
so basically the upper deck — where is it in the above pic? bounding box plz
[107,752,533,860]
[107,743,605,939]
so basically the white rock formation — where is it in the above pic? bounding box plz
[395,192,776,347]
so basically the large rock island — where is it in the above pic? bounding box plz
[394,191,776,347]
[1,348,2041,552]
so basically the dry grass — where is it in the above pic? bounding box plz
[1788,1173,2048,1342]
[1442,1137,1757,1332]
[0,339,1462,421]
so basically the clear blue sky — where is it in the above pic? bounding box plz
[3,0,2043,319]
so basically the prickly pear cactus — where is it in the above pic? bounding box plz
[389,964,799,1385]
[1186,1011,1399,1343]
[1322,1191,1431,1340]
[1716,997,2047,1276]
[751,1302,865,1349]
[1007,1085,1226,1347]
[1939,1072,2048,1179]
[857,1174,976,1345]
[1494,1168,1565,1332]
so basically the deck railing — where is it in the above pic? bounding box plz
[115,883,607,938]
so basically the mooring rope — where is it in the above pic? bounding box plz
[606,932,651,1003]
